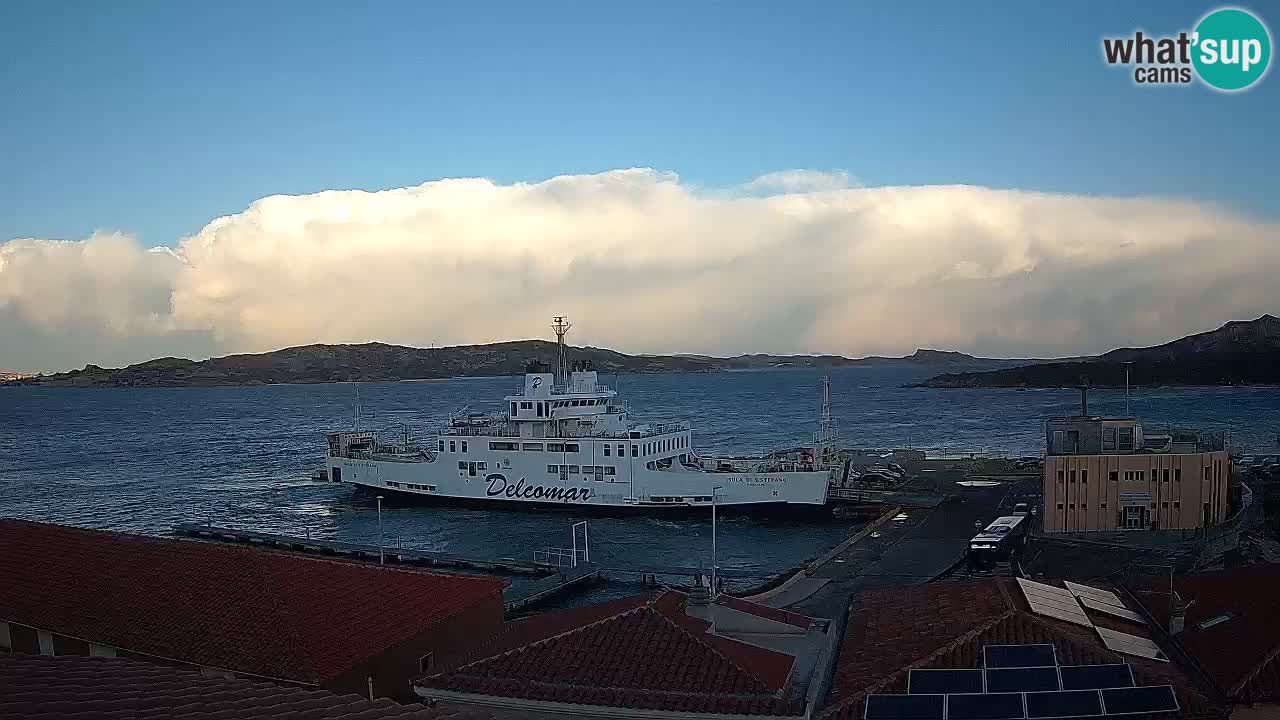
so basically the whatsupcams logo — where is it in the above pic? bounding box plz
[1102,7,1271,91]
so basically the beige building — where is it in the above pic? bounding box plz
[1042,414,1230,533]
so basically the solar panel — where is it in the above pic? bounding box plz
[985,644,1059,668]
[1077,595,1147,624]
[909,669,985,694]
[864,693,946,720]
[1095,627,1168,662]
[1025,595,1093,628]
[1025,690,1104,719]
[1100,685,1179,715]
[1062,581,1125,608]
[986,667,1061,692]
[1018,578,1075,601]
[1059,664,1135,690]
[946,692,1027,720]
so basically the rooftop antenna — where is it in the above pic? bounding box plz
[1124,361,1133,416]
[552,316,573,388]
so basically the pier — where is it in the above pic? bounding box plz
[172,523,552,575]
[504,563,602,613]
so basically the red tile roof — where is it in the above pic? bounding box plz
[1131,563,1280,703]
[821,578,1227,720]
[419,590,805,716]
[0,653,530,719]
[0,520,506,685]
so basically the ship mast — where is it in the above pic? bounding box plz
[552,316,573,388]
[815,372,840,457]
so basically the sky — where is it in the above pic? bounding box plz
[1,1,1278,372]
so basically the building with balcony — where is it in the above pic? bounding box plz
[1042,396,1230,533]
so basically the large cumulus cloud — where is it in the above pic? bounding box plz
[2,169,1277,372]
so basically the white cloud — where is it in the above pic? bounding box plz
[740,169,857,194]
[1,169,1277,372]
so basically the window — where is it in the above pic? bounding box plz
[1069,504,1075,510]
[1175,468,1182,482]
[1101,503,1108,510]
[1174,501,1180,509]
[511,402,518,415]
[567,465,579,473]
[632,444,639,456]
[537,402,544,417]
[88,643,116,658]
[1081,470,1088,485]
[522,442,543,451]
[477,462,487,470]
[1163,469,1170,483]
[547,443,564,452]
[420,653,434,673]
[1205,467,1212,481]
[1057,470,1065,484]
[603,445,611,456]
[547,465,558,473]
[572,400,581,407]
[565,443,580,453]
[1118,426,1135,452]
[605,466,616,475]
[1069,470,1076,484]
[449,441,456,453]
[461,440,468,453]
[1081,504,1087,511]
[618,444,626,456]
[458,461,466,470]
[520,401,532,410]
[438,440,445,452]
[582,465,594,473]
[489,441,518,451]
[1057,503,1065,510]
[1103,427,1117,452]
[1162,502,1169,508]
[1109,471,1118,482]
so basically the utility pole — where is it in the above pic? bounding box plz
[376,495,384,565]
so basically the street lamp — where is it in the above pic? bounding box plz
[376,495,384,565]
[711,485,723,598]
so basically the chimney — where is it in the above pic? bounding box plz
[1169,592,1188,635]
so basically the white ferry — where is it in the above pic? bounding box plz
[325,318,835,512]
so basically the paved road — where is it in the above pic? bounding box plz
[790,468,1019,619]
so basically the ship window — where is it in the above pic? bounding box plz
[458,461,466,470]
[567,465,579,473]
[489,441,518,451]
[571,400,580,407]
[426,485,436,491]
[547,465,558,473]
[565,443,579,453]
[606,466,616,475]
[603,445,611,456]
[449,441,456,453]
[461,440,468,453]
[632,444,639,456]
[582,465,593,473]
[536,402,544,417]
[523,443,543,451]
[438,440,444,452]
[547,443,564,452]
[478,462,486,469]
[618,444,626,456]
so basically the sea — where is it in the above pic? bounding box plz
[2,364,1277,602]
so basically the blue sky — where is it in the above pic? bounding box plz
[2,0,1277,246]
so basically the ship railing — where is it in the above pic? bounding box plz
[444,425,521,437]
[534,547,588,568]
[652,421,690,435]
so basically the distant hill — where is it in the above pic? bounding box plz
[0,369,35,382]
[918,315,1280,389]
[5,341,1042,389]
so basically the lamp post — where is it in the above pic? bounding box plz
[376,495,384,565]
[711,485,723,597]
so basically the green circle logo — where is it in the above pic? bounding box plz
[1193,8,1271,91]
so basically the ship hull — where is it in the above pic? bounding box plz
[329,453,831,514]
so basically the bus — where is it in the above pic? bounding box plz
[968,515,1029,570]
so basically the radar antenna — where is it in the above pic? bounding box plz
[552,316,573,387]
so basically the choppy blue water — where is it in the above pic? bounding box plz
[2,365,1277,600]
